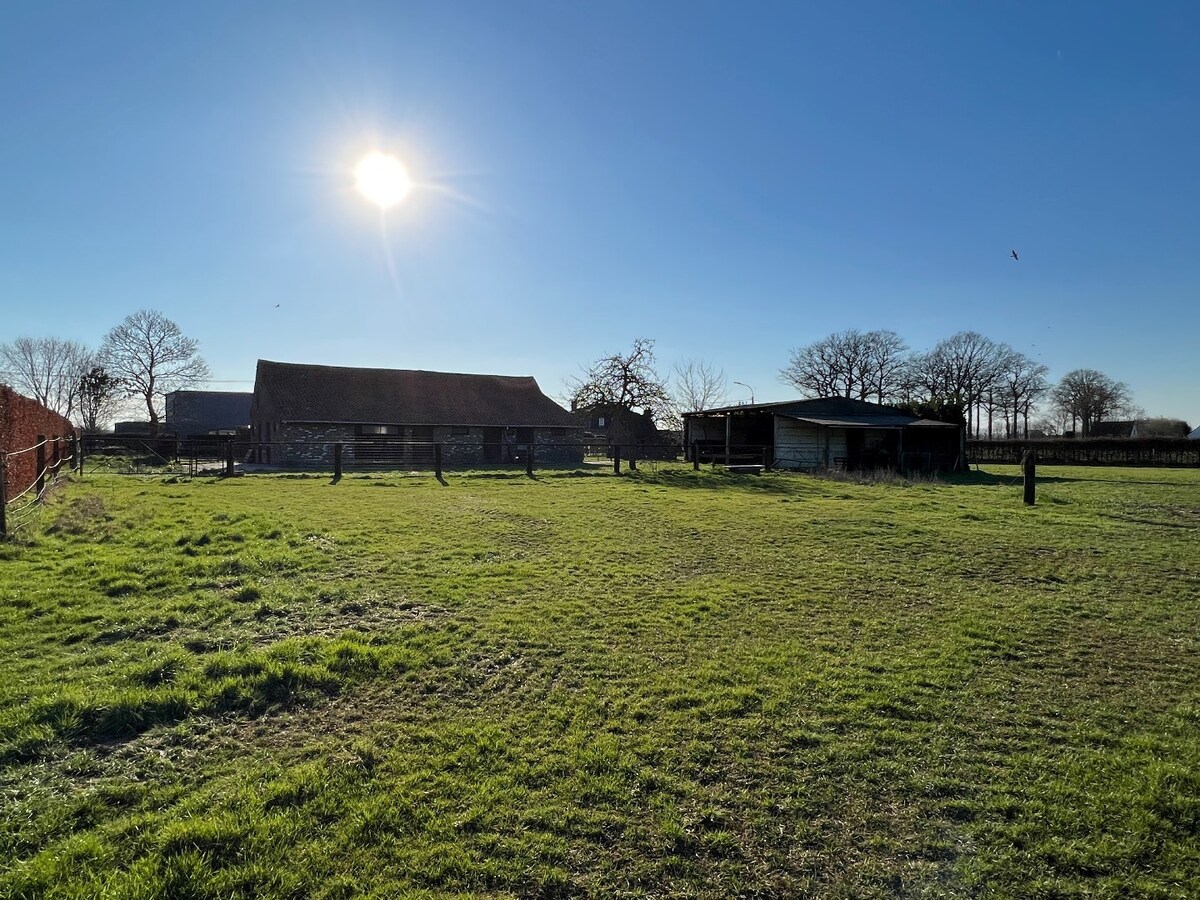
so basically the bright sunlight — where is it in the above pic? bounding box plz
[355,152,412,208]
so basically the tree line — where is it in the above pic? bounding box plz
[568,332,1164,439]
[780,329,1147,438]
[0,310,208,432]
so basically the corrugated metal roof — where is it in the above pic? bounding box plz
[780,414,916,428]
[253,360,581,428]
[684,397,963,430]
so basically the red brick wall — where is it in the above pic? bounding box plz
[1,386,77,502]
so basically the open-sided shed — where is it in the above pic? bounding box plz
[682,397,965,472]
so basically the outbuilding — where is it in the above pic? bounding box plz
[682,397,965,472]
[251,360,583,467]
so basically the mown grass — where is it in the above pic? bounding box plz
[1,465,1198,898]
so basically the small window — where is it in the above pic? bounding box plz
[597,416,606,428]
[358,424,399,436]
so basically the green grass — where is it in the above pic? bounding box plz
[1,465,1198,898]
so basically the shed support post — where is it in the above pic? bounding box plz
[762,446,771,471]
[333,443,343,479]
[693,442,700,471]
[225,440,235,477]
[434,443,443,480]
[526,443,535,477]
[613,445,621,475]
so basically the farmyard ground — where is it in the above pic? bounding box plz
[1,465,1198,898]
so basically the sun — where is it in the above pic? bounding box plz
[355,152,412,208]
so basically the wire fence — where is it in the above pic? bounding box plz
[1,434,75,537]
[71,435,967,481]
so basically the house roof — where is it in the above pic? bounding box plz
[684,397,960,429]
[253,360,581,428]
[1089,420,1136,437]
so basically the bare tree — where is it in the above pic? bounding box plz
[911,332,1007,437]
[781,329,868,399]
[861,330,912,405]
[782,329,909,402]
[567,337,673,424]
[996,348,1049,438]
[672,358,728,413]
[0,337,93,419]
[1049,368,1131,437]
[100,310,210,430]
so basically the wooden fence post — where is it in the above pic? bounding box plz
[612,445,621,475]
[78,435,85,475]
[434,443,443,480]
[693,443,700,471]
[526,442,535,477]
[333,442,343,480]
[628,446,637,471]
[225,440,235,477]
[1022,449,1036,506]
[35,435,46,499]
[762,446,772,472]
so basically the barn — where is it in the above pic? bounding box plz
[165,390,252,439]
[250,360,584,468]
[682,397,965,472]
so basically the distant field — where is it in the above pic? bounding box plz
[2,465,1198,898]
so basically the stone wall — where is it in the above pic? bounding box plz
[262,423,584,468]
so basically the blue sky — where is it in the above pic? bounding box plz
[3,1,1198,425]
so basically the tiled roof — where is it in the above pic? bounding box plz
[253,360,581,428]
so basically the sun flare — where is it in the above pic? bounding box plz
[355,152,412,208]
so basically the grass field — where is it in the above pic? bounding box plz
[1,465,1198,899]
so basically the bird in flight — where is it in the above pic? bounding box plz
[1011,250,1020,261]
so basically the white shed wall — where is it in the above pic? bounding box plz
[774,418,847,469]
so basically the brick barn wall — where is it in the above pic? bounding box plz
[1,386,77,500]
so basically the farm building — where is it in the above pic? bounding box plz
[682,397,965,472]
[250,360,584,467]
[165,390,252,438]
